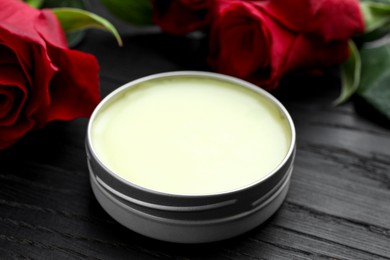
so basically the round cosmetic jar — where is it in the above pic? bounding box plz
[86,71,296,243]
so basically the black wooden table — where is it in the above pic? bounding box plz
[0,2,389,259]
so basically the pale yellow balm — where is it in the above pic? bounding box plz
[91,76,291,195]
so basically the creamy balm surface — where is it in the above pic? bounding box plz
[91,76,291,195]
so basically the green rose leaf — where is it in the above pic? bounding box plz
[357,41,390,119]
[25,0,44,8]
[360,1,390,40]
[99,0,153,26]
[42,0,87,47]
[335,41,361,105]
[52,7,123,46]
[361,0,390,4]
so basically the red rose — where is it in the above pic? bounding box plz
[208,0,364,90]
[0,0,100,149]
[152,0,210,35]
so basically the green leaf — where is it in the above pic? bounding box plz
[99,0,153,26]
[361,20,390,42]
[335,41,362,105]
[24,0,44,8]
[360,2,390,35]
[357,41,390,119]
[360,0,390,4]
[42,0,86,48]
[52,7,123,46]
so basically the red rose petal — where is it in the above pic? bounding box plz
[0,43,19,66]
[0,1,52,47]
[209,1,289,90]
[264,0,364,42]
[0,66,28,127]
[41,45,100,122]
[32,9,100,124]
[0,42,33,89]
[0,92,12,115]
[0,87,19,123]
[283,34,349,72]
[221,3,271,78]
[35,9,68,49]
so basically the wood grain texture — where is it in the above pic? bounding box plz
[0,1,389,259]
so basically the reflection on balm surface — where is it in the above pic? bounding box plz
[91,77,291,195]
